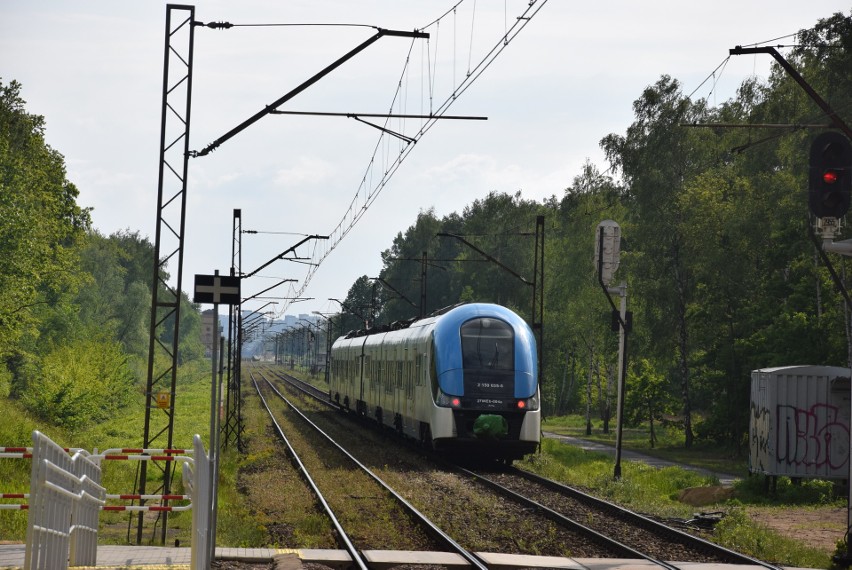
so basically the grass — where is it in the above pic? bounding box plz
[521,419,840,569]
[263,371,841,568]
[0,360,218,545]
[0,368,843,568]
[541,414,750,476]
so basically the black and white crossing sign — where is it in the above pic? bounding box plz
[194,274,241,305]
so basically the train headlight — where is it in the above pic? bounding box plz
[436,389,462,408]
[517,391,539,411]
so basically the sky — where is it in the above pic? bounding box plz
[1,0,847,322]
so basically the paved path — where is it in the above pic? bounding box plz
[544,432,740,486]
[1,544,318,569]
[0,544,789,569]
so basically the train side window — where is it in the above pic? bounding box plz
[416,354,425,386]
[413,350,420,383]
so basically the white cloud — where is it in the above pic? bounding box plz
[273,156,337,188]
[1,0,844,316]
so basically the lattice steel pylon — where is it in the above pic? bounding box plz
[223,209,243,450]
[137,4,195,545]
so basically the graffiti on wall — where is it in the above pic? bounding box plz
[776,403,849,470]
[749,401,771,472]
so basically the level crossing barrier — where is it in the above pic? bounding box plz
[23,431,105,570]
[86,436,211,569]
[1,432,211,570]
[88,446,194,513]
[0,444,87,511]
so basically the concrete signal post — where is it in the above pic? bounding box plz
[595,220,630,480]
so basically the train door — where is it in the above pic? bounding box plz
[372,342,381,411]
[382,341,392,423]
[357,337,368,415]
[393,341,403,423]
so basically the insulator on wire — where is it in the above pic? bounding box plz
[197,21,234,30]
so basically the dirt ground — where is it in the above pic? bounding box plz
[747,506,847,555]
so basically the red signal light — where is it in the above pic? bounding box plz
[809,132,852,218]
[517,400,526,409]
[451,397,461,407]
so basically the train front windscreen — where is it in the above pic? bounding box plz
[460,317,515,409]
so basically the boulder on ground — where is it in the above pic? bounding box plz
[678,485,734,506]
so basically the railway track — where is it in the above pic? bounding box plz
[251,366,629,560]
[248,364,783,569]
[251,368,487,568]
[461,465,783,568]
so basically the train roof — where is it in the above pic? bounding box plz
[342,302,524,339]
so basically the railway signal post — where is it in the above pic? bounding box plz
[194,270,240,567]
[595,220,631,480]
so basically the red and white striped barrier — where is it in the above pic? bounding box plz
[0,492,29,509]
[96,447,191,456]
[101,504,192,512]
[2,433,210,570]
[85,452,195,513]
[0,446,85,460]
[106,493,189,501]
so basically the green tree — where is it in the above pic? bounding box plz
[546,162,627,419]
[0,79,90,389]
[76,231,152,357]
[625,358,673,447]
[340,276,376,333]
[379,209,443,323]
[601,76,711,447]
[454,191,541,315]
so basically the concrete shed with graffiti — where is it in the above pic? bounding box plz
[750,365,850,480]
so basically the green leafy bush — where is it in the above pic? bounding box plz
[21,335,135,430]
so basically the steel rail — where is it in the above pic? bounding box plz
[257,370,489,570]
[505,466,785,570]
[452,462,679,567]
[262,364,780,569]
[249,371,368,570]
[262,366,329,404]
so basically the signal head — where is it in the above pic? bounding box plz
[809,131,852,219]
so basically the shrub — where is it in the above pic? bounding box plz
[21,336,135,430]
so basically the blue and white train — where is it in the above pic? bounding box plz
[329,303,540,461]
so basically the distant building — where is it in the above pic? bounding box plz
[200,309,220,358]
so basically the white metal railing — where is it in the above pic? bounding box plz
[69,450,105,566]
[3,431,211,570]
[23,431,104,570]
[189,434,211,570]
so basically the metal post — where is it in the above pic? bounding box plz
[325,318,332,384]
[420,251,427,318]
[586,347,593,435]
[139,4,195,544]
[611,284,628,479]
[596,222,628,479]
[207,297,219,564]
[210,334,224,562]
[533,215,545,396]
